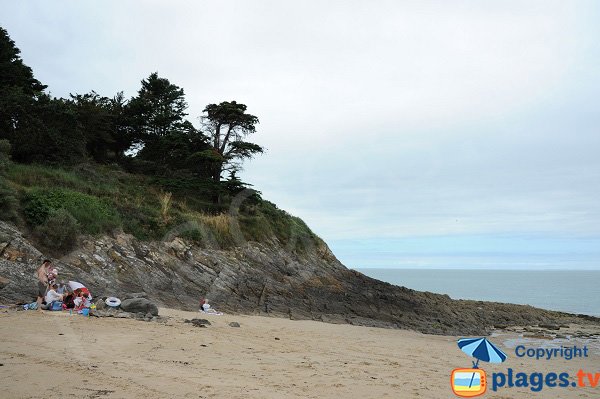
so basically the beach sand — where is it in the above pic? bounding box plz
[1,308,598,398]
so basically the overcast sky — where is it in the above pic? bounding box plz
[2,1,599,269]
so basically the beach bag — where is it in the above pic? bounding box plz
[50,301,63,311]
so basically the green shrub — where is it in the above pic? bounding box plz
[0,139,11,171]
[34,208,80,251]
[23,188,120,234]
[0,178,18,222]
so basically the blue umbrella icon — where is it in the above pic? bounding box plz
[457,337,507,388]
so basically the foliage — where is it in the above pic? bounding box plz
[23,187,120,234]
[0,27,320,253]
[0,139,18,222]
[127,72,190,138]
[34,208,80,251]
[158,191,173,224]
[0,27,46,95]
[0,139,10,171]
[69,91,133,163]
[0,179,18,222]
[200,101,263,186]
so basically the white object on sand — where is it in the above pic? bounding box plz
[105,297,121,307]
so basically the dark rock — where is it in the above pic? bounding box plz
[538,324,560,330]
[185,318,211,327]
[229,322,240,327]
[120,298,158,316]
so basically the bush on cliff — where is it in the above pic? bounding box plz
[23,188,120,234]
[0,139,19,222]
[34,208,80,251]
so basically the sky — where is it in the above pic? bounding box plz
[2,1,600,269]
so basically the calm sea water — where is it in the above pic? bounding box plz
[356,269,600,316]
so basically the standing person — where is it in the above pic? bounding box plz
[35,259,52,312]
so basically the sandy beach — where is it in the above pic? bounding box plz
[1,308,598,399]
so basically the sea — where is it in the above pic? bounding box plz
[355,269,600,317]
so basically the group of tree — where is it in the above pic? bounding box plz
[0,27,263,204]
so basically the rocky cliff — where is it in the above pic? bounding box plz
[0,221,593,335]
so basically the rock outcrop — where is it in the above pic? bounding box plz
[120,298,159,316]
[0,221,595,335]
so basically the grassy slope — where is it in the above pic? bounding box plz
[2,162,320,252]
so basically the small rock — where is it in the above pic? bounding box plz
[229,322,240,328]
[274,337,280,340]
[185,318,211,327]
[538,324,560,330]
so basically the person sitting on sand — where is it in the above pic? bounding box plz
[74,292,90,311]
[199,298,222,315]
[62,290,75,309]
[42,283,64,310]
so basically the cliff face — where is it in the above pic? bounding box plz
[0,221,590,335]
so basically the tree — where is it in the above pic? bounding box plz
[0,27,47,151]
[127,72,189,140]
[69,91,134,163]
[26,96,87,164]
[200,101,263,187]
[70,91,115,163]
[0,27,46,95]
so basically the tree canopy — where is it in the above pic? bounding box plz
[0,27,264,205]
[201,101,263,183]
